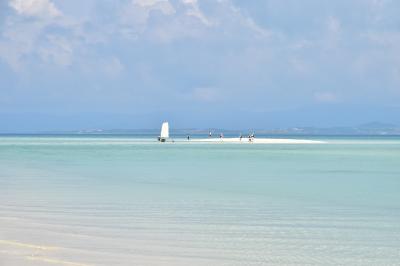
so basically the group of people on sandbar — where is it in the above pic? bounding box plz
[207,131,256,142]
[185,131,255,141]
[239,132,255,142]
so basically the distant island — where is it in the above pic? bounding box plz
[26,122,400,136]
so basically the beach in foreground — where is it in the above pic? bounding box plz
[1,136,399,265]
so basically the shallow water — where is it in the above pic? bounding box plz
[1,135,399,265]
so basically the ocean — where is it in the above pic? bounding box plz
[0,135,399,265]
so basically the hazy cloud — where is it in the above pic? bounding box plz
[10,0,61,19]
[1,0,400,130]
[190,87,220,103]
[314,92,339,103]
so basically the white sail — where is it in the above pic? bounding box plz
[160,122,169,139]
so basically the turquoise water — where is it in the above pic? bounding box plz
[0,136,400,265]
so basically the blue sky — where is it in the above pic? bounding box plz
[0,0,399,131]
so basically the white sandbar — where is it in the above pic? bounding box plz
[191,137,325,144]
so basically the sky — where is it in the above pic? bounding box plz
[0,0,399,132]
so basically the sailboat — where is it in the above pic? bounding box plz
[158,122,169,142]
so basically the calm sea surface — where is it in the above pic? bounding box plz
[0,135,399,265]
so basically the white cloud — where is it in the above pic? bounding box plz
[119,0,176,40]
[102,57,125,78]
[181,0,213,27]
[327,16,341,34]
[369,0,391,24]
[38,35,73,67]
[118,0,270,42]
[290,58,311,75]
[1,0,104,71]
[190,87,219,103]
[314,92,338,103]
[364,31,400,47]
[133,0,175,15]
[0,19,44,70]
[0,22,71,71]
[9,0,61,19]
[1,0,400,122]
[353,30,400,91]
[0,0,68,70]
[181,0,196,4]
[221,2,271,38]
[325,16,341,47]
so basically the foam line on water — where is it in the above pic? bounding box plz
[27,256,92,266]
[0,240,59,251]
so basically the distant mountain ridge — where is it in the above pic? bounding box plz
[358,122,397,129]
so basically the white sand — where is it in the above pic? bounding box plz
[191,137,325,144]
